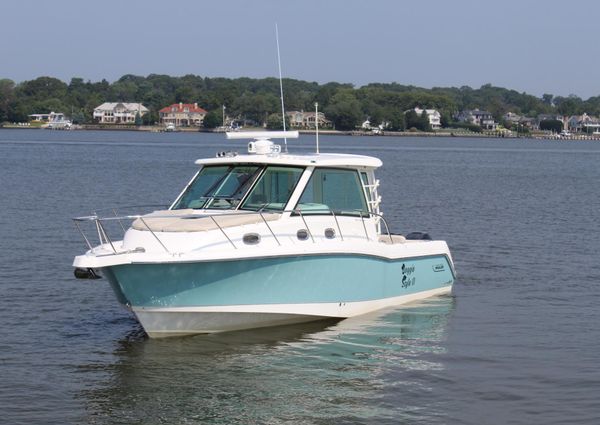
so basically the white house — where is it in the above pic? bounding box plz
[93,102,148,124]
[456,109,497,130]
[413,107,441,129]
[286,110,331,129]
[567,113,600,133]
[29,111,65,122]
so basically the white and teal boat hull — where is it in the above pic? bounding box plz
[101,253,454,337]
[72,138,457,338]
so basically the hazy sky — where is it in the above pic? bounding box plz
[2,0,599,98]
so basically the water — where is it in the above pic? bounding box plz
[1,129,599,424]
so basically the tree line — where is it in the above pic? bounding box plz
[1,74,600,130]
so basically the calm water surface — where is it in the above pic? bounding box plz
[1,129,599,424]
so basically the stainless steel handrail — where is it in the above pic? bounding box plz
[359,213,369,241]
[97,219,117,254]
[331,210,344,241]
[210,216,237,249]
[72,207,396,253]
[296,210,315,243]
[258,210,281,246]
[139,217,171,254]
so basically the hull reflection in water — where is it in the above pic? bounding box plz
[80,297,454,424]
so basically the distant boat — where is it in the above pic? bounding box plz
[164,123,176,132]
[560,130,571,138]
[46,119,72,130]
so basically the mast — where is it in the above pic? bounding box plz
[275,23,288,153]
[315,102,320,154]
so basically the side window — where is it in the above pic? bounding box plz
[240,166,304,211]
[296,168,368,215]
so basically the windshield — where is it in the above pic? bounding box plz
[240,166,304,211]
[172,165,262,210]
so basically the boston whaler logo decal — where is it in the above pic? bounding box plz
[432,263,445,272]
[401,263,416,288]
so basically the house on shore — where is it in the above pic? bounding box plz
[286,110,331,129]
[456,109,497,130]
[413,107,441,129]
[503,112,521,125]
[567,113,600,133]
[93,103,148,124]
[29,111,66,122]
[159,103,207,127]
[503,112,537,130]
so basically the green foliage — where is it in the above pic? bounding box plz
[16,76,68,101]
[405,109,431,131]
[0,79,15,122]
[419,111,432,131]
[143,110,158,125]
[404,109,431,131]
[71,110,86,124]
[539,119,563,133]
[203,110,221,129]
[134,112,142,126]
[2,73,599,129]
[266,113,290,130]
[404,109,419,129]
[386,114,405,131]
[440,111,451,128]
[324,90,362,130]
[554,96,581,116]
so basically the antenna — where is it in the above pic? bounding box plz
[315,102,320,154]
[275,23,288,152]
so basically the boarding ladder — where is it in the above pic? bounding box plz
[363,179,382,230]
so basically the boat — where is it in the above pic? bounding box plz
[164,123,176,132]
[46,118,72,130]
[72,131,455,337]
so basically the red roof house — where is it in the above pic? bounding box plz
[159,102,208,127]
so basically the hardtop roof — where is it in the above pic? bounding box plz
[194,152,383,169]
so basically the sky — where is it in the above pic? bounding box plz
[1,0,600,98]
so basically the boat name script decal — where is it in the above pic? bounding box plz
[401,263,416,288]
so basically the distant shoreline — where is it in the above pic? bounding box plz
[2,124,599,141]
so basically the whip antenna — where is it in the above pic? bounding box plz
[275,24,288,152]
[315,102,320,154]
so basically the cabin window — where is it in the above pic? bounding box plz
[240,166,304,211]
[172,165,261,210]
[295,168,368,215]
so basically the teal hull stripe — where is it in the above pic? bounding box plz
[104,254,454,308]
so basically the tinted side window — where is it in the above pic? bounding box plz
[296,168,367,214]
[240,166,304,211]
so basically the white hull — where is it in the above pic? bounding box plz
[133,286,452,337]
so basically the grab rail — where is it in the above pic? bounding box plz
[72,207,395,255]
